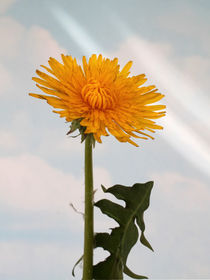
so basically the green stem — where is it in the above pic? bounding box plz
[83,135,94,280]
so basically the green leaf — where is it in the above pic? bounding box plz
[124,265,148,279]
[93,255,123,279]
[93,181,153,279]
[72,255,83,277]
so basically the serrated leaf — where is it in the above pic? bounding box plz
[93,182,153,279]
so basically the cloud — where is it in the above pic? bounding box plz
[0,153,115,242]
[153,172,210,212]
[0,241,82,280]
[0,64,13,94]
[0,154,111,213]
[25,25,66,65]
[0,17,66,97]
[0,0,17,14]
[0,130,19,150]
[0,17,25,59]
[0,154,113,279]
[1,165,209,279]
[0,111,33,153]
[0,17,66,62]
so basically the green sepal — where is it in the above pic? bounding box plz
[67,118,95,147]
[67,118,83,135]
[93,182,154,279]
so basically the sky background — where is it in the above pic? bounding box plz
[0,0,210,279]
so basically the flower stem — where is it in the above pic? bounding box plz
[83,135,94,279]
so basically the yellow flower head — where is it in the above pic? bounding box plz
[29,54,166,147]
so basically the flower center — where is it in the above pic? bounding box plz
[81,78,115,110]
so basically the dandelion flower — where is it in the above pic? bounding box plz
[29,54,165,147]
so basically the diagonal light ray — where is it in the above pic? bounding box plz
[127,38,210,177]
[165,110,210,176]
[129,38,210,128]
[51,5,104,56]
